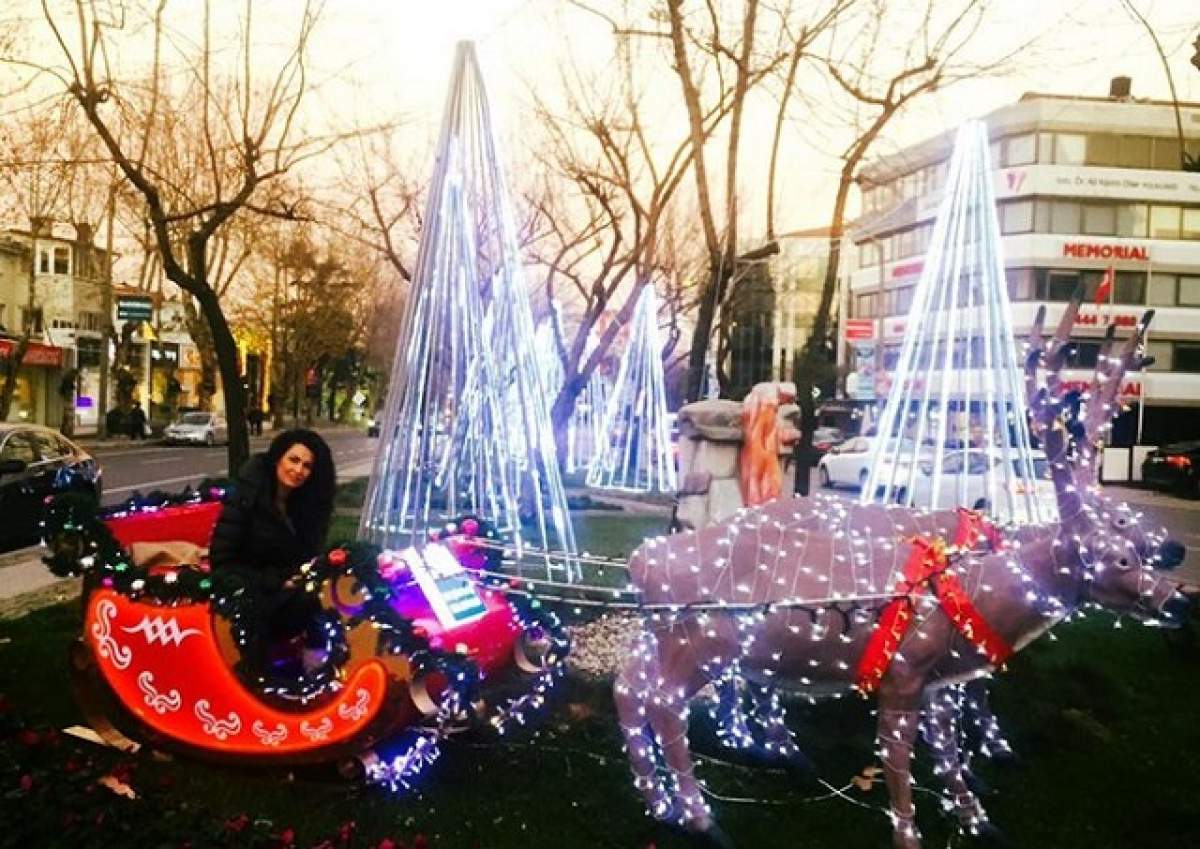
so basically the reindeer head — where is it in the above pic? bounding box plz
[1025,289,1190,625]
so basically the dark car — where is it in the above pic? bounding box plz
[0,424,102,551]
[1141,441,1200,498]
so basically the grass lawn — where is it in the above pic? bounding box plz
[2,503,1198,849]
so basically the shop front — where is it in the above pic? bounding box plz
[0,338,67,426]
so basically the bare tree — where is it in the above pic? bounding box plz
[789,0,1030,492]
[38,0,327,473]
[0,102,77,420]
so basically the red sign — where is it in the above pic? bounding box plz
[844,319,875,341]
[892,260,924,279]
[1062,242,1149,262]
[1075,312,1138,329]
[1059,378,1142,399]
[0,339,64,368]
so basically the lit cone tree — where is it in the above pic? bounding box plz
[588,285,677,493]
[862,120,1053,524]
[360,42,577,572]
[566,369,610,474]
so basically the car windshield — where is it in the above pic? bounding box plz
[179,413,211,425]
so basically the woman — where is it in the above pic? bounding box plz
[209,429,336,670]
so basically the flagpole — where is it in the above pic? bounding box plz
[1136,257,1150,446]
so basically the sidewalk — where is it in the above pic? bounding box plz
[75,421,364,451]
[0,545,79,620]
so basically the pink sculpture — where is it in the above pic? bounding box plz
[615,300,1192,848]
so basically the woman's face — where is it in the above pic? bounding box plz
[276,443,316,494]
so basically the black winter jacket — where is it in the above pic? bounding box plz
[209,454,319,595]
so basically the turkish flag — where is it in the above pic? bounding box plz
[1094,266,1114,305]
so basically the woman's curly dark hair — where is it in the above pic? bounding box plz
[265,428,336,552]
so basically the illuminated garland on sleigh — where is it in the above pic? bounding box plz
[41,494,570,793]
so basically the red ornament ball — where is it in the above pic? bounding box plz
[328,549,348,568]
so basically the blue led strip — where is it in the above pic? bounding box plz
[359,41,578,580]
[861,121,1054,526]
[587,285,678,493]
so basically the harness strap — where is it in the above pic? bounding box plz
[855,519,1013,695]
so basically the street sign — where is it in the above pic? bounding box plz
[117,295,153,322]
[844,318,875,342]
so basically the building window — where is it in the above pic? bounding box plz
[19,306,43,333]
[1006,268,1035,300]
[1117,135,1152,168]
[1000,200,1033,234]
[1086,133,1118,167]
[52,246,70,275]
[1182,208,1200,241]
[1054,133,1087,166]
[1069,341,1101,368]
[1113,271,1146,305]
[1115,203,1148,238]
[1006,133,1036,166]
[76,336,102,368]
[37,247,51,274]
[1050,200,1080,233]
[1175,344,1200,374]
[1147,273,1176,306]
[1144,340,1172,372]
[1179,276,1200,307]
[78,311,102,332]
[1082,204,1116,236]
[1151,138,1182,170]
[1149,205,1180,239]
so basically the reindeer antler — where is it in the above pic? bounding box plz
[1025,285,1082,441]
[1075,310,1155,487]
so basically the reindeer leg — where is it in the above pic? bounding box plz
[614,628,674,821]
[963,678,1017,766]
[923,689,1003,844]
[747,682,817,782]
[877,694,924,849]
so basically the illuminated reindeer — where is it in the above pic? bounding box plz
[616,305,1192,849]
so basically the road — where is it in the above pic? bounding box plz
[89,428,379,505]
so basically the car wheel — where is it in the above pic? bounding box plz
[205,432,214,447]
[973,498,990,512]
[819,466,831,488]
[894,487,908,505]
[857,469,868,490]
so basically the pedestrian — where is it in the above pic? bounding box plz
[128,401,147,441]
[247,406,264,436]
[209,429,336,673]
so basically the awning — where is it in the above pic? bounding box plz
[0,338,65,368]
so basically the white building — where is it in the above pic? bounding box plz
[843,81,1200,468]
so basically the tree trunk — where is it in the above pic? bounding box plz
[193,285,249,474]
[684,264,727,401]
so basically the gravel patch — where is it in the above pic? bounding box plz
[566,613,643,679]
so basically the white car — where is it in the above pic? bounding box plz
[818,437,914,490]
[162,412,228,446]
[898,449,1056,519]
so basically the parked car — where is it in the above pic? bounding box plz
[1142,441,1200,497]
[0,424,102,551]
[811,426,845,454]
[162,412,228,446]
[899,449,1056,518]
[817,437,915,490]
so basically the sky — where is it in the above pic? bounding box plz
[309,0,1200,232]
[7,0,1200,237]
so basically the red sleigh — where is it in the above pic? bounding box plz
[51,491,556,775]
